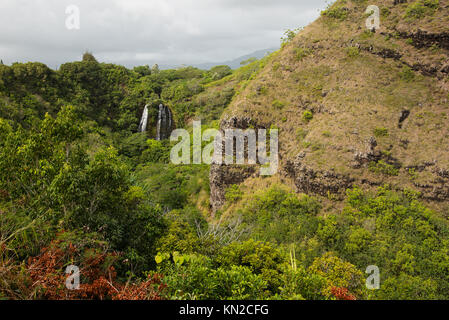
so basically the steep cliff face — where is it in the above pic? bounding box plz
[210,0,449,211]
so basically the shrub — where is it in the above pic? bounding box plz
[281,28,301,45]
[303,110,314,122]
[405,0,439,19]
[373,127,389,137]
[82,51,98,63]
[225,185,244,203]
[376,274,438,300]
[27,231,166,300]
[346,47,360,58]
[309,252,366,299]
[295,48,312,61]
[216,240,288,294]
[272,99,286,110]
[207,65,232,81]
[399,66,415,82]
[321,5,349,21]
[369,160,399,176]
[142,139,171,163]
[158,253,267,299]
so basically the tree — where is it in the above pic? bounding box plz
[82,51,98,63]
[152,64,160,74]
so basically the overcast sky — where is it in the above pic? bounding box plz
[0,0,329,69]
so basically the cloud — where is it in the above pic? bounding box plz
[0,0,328,69]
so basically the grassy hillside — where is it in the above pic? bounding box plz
[214,0,449,209]
[207,0,449,300]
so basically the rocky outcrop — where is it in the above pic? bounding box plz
[352,137,381,168]
[209,115,273,212]
[209,116,260,212]
[284,153,355,199]
[210,164,257,212]
[414,167,449,201]
[398,110,410,129]
[357,43,402,60]
[397,30,449,51]
[358,30,449,78]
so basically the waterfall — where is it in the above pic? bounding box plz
[138,103,173,139]
[156,104,173,140]
[138,104,149,132]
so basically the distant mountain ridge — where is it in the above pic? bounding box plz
[191,48,278,70]
[156,48,278,70]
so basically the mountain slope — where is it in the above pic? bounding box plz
[210,0,449,211]
[193,48,278,70]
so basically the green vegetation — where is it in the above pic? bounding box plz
[225,185,244,203]
[369,160,400,176]
[272,99,286,110]
[373,127,389,137]
[2,0,449,301]
[399,66,416,82]
[303,110,314,122]
[227,185,449,299]
[281,28,301,45]
[0,54,240,299]
[295,48,313,61]
[346,47,360,58]
[321,4,349,21]
[405,0,440,19]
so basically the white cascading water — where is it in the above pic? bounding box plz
[139,103,172,139]
[156,104,173,140]
[138,104,149,132]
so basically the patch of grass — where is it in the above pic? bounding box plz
[281,28,301,45]
[272,99,286,110]
[225,184,244,203]
[405,0,439,19]
[257,86,268,95]
[302,110,314,122]
[296,128,309,140]
[321,4,349,21]
[346,47,360,58]
[399,66,415,82]
[294,48,313,61]
[369,160,399,176]
[310,142,324,152]
[408,168,418,181]
[430,44,440,52]
[374,127,389,137]
[360,30,374,39]
[381,7,391,17]
[302,141,312,148]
